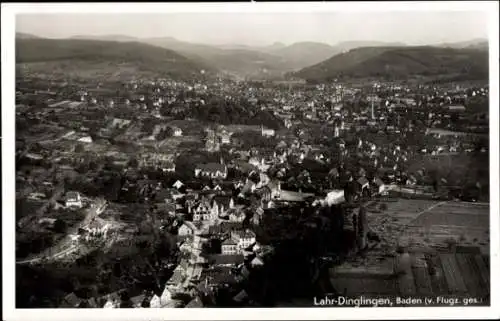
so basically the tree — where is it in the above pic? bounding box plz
[53,219,67,234]
[128,157,139,169]
[156,129,169,141]
[74,144,85,154]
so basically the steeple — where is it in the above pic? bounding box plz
[371,98,375,120]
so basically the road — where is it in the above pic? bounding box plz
[16,199,107,265]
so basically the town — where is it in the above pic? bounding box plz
[15,68,490,308]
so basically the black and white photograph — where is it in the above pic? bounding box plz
[2,2,499,320]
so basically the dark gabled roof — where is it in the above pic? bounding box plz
[167,268,184,285]
[130,294,146,307]
[212,195,233,208]
[373,178,385,187]
[60,292,82,307]
[65,191,80,201]
[86,297,98,308]
[208,254,244,266]
[232,229,256,240]
[222,238,237,246]
[251,256,265,266]
[329,168,339,176]
[196,163,226,173]
[185,296,204,308]
[201,266,237,285]
[233,289,249,303]
[228,208,245,218]
[357,176,369,186]
[209,222,242,235]
[240,181,256,194]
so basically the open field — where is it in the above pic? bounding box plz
[333,198,490,303]
[17,61,162,81]
[365,199,489,254]
[223,124,262,133]
[400,201,489,253]
[330,251,490,303]
[426,128,488,138]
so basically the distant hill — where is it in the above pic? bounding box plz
[333,40,407,52]
[18,34,488,80]
[16,32,42,39]
[271,42,338,71]
[16,38,212,79]
[293,46,489,82]
[142,37,290,76]
[208,41,408,72]
[70,34,139,42]
[436,38,488,50]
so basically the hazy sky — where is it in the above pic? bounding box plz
[16,11,489,46]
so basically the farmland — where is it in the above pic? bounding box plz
[365,199,489,254]
[329,198,490,303]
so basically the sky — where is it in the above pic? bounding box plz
[16,11,489,46]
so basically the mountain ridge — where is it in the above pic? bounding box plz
[292,45,489,82]
[15,33,489,79]
[16,38,213,79]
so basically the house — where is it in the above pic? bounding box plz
[221,238,238,255]
[60,292,82,308]
[191,199,217,223]
[102,292,122,308]
[219,131,232,145]
[166,262,188,288]
[171,126,183,137]
[252,207,265,225]
[212,196,235,217]
[261,126,275,137]
[178,222,196,237]
[185,296,204,308]
[130,294,147,308]
[208,222,242,236]
[172,180,184,190]
[231,229,256,251]
[373,177,387,195]
[162,161,176,172]
[233,290,249,304]
[77,136,93,143]
[199,267,239,292]
[167,188,184,201]
[228,208,246,223]
[194,163,227,179]
[356,177,370,192]
[324,189,345,205]
[238,179,257,197]
[149,288,172,308]
[250,256,265,268]
[267,180,282,199]
[65,191,82,208]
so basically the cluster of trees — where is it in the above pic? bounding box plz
[234,203,348,306]
[161,97,283,130]
[16,229,58,259]
[231,130,279,149]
